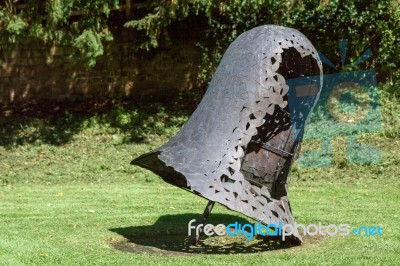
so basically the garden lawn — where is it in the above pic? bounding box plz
[0,89,399,265]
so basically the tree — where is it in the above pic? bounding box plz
[1,0,398,83]
[0,0,120,66]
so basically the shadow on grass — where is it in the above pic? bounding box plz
[0,96,195,148]
[109,213,298,256]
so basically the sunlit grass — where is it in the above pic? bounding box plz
[0,86,399,264]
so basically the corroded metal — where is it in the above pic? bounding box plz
[132,25,323,243]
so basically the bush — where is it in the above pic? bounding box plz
[0,0,119,66]
[1,0,398,84]
[127,0,400,84]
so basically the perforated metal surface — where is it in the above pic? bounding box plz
[132,25,323,242]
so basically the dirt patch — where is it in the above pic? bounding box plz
[108,232,326,256]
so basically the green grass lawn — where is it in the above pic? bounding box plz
[0,89,399,265]
[0,177,399,265]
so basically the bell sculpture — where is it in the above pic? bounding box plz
[132,25,323,244]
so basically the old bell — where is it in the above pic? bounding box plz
[131,25,323,244]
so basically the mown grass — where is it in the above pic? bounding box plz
[0,177,399,265]
[0,86,399,265]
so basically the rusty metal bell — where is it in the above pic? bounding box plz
[132,25,323,243]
